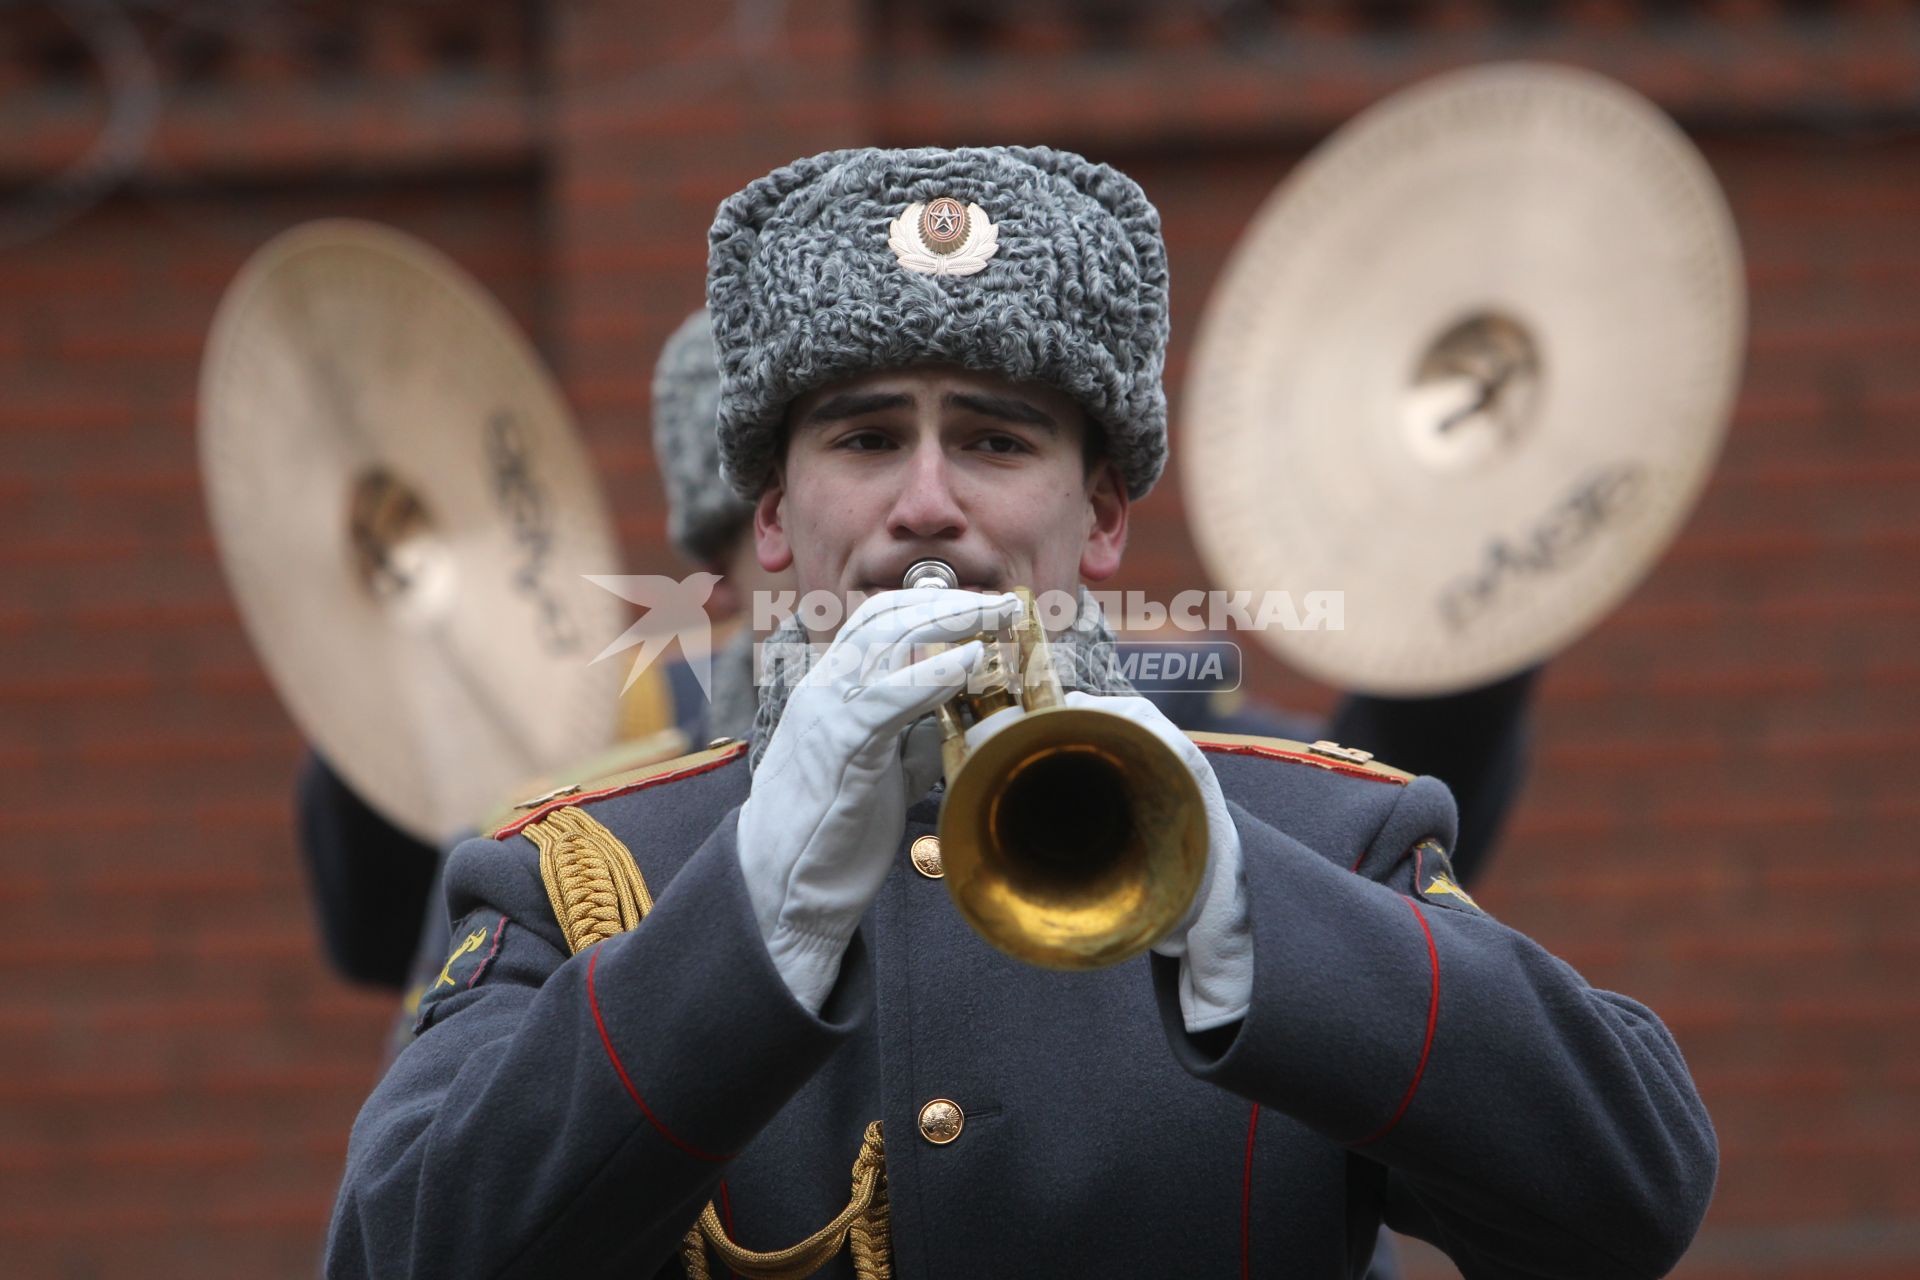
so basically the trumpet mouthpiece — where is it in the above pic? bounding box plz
[903,559,960,591]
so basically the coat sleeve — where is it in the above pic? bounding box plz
[1154,775,1716,1280]
[324,811,868,1279]
[1323,665,1541,884]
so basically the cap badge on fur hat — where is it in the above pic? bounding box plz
[920,197,968,251]
[888,197,998,277]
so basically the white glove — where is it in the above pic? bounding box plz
[969,691,1252,1031]
[739,588,1021,1013]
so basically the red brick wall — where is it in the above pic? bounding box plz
[0,181,545,1276]
[546,0,865,568]
[1536,133,1920,1279]
[1118,125,1920,1276]
[1,2,1915,1275]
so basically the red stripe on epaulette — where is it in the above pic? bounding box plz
[1196,740,1409,786]
[493,743,749,839]
[466,915,507,989]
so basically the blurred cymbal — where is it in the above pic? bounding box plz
[1183,63,1745,696]
[199,220,628,841]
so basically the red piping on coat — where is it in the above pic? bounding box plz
[586,946,729,1163]
[1354,898,1440,1148]
[1241,1103,1261,1279]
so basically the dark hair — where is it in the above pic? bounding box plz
[1080,415,1109,480]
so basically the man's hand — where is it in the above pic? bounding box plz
[960,689,1250,1027]
[1064,692,1252,1031]
[738,588,1020,1013]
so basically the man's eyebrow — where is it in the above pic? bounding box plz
[944,391,1057,430]
[801,391,914,423]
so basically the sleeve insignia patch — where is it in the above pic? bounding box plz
[1423,873,1480,910]
[1412,839,1484,914]
[435,925,491,989]
[413,912,508,1034]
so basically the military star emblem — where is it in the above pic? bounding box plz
[889,199,997,277]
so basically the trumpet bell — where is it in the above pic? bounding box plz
[939,705,1208,970]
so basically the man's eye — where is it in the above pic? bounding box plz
[974,434,1030,456]
[837,431,894,452]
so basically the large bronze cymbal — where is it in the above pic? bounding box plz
[199,220,628,841]
[1183,63,1746,695]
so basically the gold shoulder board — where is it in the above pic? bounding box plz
[521,805,653,954]
[486,737,749,838]
[1187,732,1414,785]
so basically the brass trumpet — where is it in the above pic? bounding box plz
[904,560,1207,969]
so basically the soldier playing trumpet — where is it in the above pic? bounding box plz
[326,146,1712,1279]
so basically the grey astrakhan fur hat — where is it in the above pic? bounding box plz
[706,146,1170,501]
[651,309,755,564]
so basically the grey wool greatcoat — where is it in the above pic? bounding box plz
[326,734,1716,1279]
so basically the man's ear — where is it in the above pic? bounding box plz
[754,479,794,573]
[1079,459,1129,582]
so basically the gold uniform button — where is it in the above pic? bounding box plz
[910,835,944,879]
[918,1098,964,1145]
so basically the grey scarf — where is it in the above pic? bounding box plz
[748,587,1136,770]
[705,625,762,743]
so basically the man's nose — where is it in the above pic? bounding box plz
[887,447,967,541]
